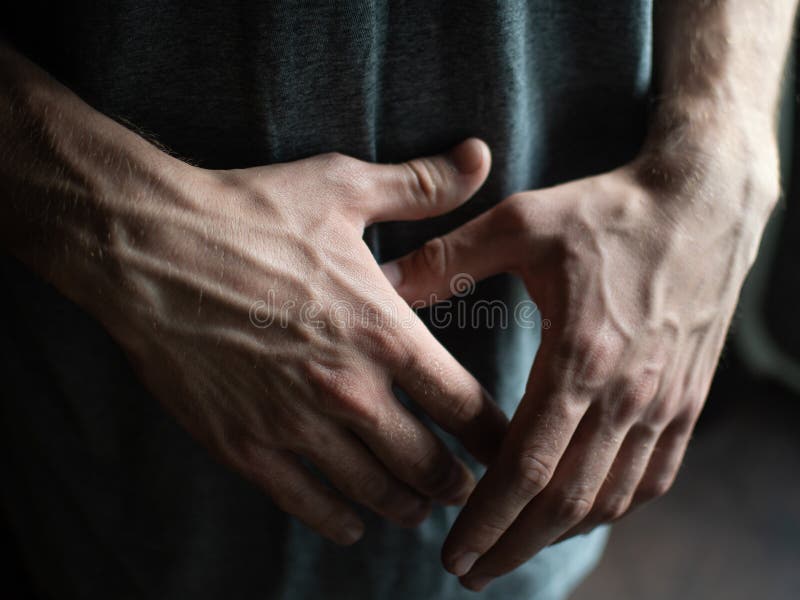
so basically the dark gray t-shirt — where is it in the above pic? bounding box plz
[2,2,652,598]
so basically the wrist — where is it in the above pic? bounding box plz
[625,95,781,277]
[5,77,194,319]
[633,95,780,223]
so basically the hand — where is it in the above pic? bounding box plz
[382,128,779,588]
[94,139,508,546]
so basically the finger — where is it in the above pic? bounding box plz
[553,422,660,543]
[633,417,693,504]
[350,389,479,506]
[629,329,710,505]
[231,440,365,546]
[380,191,562,304]
[380,201,515,304]
[301,422,433,527]
[360,138,491,226]
[440,363,588,577]
[459,407,626,590]
[393,316,509,466]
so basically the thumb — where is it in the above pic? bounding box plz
[361,138,491,226]
[380,202,515,305]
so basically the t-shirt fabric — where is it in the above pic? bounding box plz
[1,1,653,598]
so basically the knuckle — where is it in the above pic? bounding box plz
[304,362,379,428]
[671,410,697,435]
[645,393,677,427]
[360,320,406,365]
[270,471,311,514]
[514,451,555,498]
[404,159,439,206]
[445,387,479,425]
[272,421,304,450]
[418,236,450,280]
[199,413,252,461]
[473,515,512,540]
[639,477,674,501]
[322,152,371,197]
[319,151,353,175]
[357,472,392,505]
[497,193,533,231]
[550,493,593,525]
[267,407,314,450]
[411,445,453,495]
[429,371,480,425]
[610,375,657,425]
[339,394,380,429]
[227,436,263,473]
[595,495,631,522]
[489,194,537,256]
[397,352,485,430]
[312,503,348,537]
[495,192,568,255]
[685,392,707,421]
[427,386,475,429]
[556,330,621,390]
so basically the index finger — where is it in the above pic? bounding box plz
[392,316,509,466]
[440,346,589,576]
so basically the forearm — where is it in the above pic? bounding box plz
[641,0,798,212]
[0,41,184,314]
[654,0,797,130]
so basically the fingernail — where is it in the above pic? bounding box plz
[339,517,365,545]
[462,575,493,592]
[380,261,403,288]
[448,551,480,576]
[449,139,485,174]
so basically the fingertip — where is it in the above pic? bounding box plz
[335,516,366,546]
[475,138,492,174]
[460,574,493,592]
[441,550,478,577]
[450,138,491,176]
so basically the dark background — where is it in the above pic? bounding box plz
[3,26,800,600]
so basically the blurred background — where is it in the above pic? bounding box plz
[573,36,800,600]
[3,24,800,600]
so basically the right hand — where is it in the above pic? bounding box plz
[97,138,507,545]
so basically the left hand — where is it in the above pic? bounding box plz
[381,128,779,590]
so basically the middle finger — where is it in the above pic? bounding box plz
[460,406,626,590]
